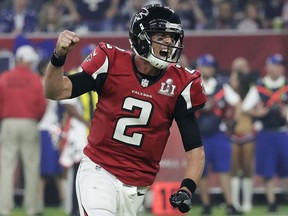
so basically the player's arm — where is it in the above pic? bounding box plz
[170,111,205,213]
[45,63,73,100]
[184,146,205,186]
[172,146,205,212]
[176,111,205,183]
[169,71,207,213]
[44,30,80,100]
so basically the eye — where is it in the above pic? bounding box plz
[156,37,164,41]
[154,34,165,41]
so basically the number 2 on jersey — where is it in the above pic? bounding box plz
[113,97,153,146]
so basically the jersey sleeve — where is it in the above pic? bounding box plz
[175,70,207,118]
[188,72,207,107]
[81,42,111,80]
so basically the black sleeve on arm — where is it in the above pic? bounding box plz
[67,71,106,98]
[175,111,203,152]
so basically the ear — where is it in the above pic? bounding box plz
[136,37,149,56]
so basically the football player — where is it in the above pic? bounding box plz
[44,4,207,216]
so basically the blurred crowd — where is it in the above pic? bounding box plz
[1,0,288,34]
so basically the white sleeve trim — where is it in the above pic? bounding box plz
[91,56,109,80]
[181,81,193,110]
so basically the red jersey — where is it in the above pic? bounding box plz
[81,42,206,186]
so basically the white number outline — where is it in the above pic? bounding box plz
[113,97,153,147]
[175,64,195,74]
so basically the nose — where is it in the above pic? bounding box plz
[163,35,173,45]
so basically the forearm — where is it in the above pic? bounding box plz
[44,30,79,100]
[169,146,205,213]
[44,62,72,100]
[183,146,205,185]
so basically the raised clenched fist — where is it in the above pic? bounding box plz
[55,30,80,57]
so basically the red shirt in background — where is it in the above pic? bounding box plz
[0,65,46,121]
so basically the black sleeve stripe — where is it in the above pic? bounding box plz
[175,111,203,151]
[67,71,98,98]
[173,93,205,119]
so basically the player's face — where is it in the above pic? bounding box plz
[151,33,175,60]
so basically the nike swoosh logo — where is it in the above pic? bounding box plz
[137,192,145,196]
[93,49,97,56]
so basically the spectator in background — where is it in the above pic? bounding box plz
[281,0,288,29]
[237,2,263,32]
[0,49,15,74]
[59,44,98,216]
[0,0,38,34]
[199,0,244,23]
[205,0,238,30]
[165,0,207,30]
[37,0,80,32]
[196,54,242,215]
[262,0,284,29]
[197,0,214,22]
[38,2,67,33]
[73,0,121,33]
[0,45,46,216]
[229,57,257,213]
[0,0,10,9]
[242,54,288,213]
[38,60,64,212]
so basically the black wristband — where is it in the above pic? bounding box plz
[180,178,197,196]
[50,50,66,67]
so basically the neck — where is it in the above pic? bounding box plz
[134,55,161,76]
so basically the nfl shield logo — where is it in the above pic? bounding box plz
[141,79,149,87]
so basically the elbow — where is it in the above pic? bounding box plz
[43,85,58,100]
[43,78,63,100]
[44,91,55,100]
[200,146,206,164]
[195,145,205,163]
[194,145,206,165]
[187,145,205,161]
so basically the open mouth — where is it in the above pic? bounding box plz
[159,49,170,58]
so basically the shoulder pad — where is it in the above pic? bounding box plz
[170,64,201,79]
